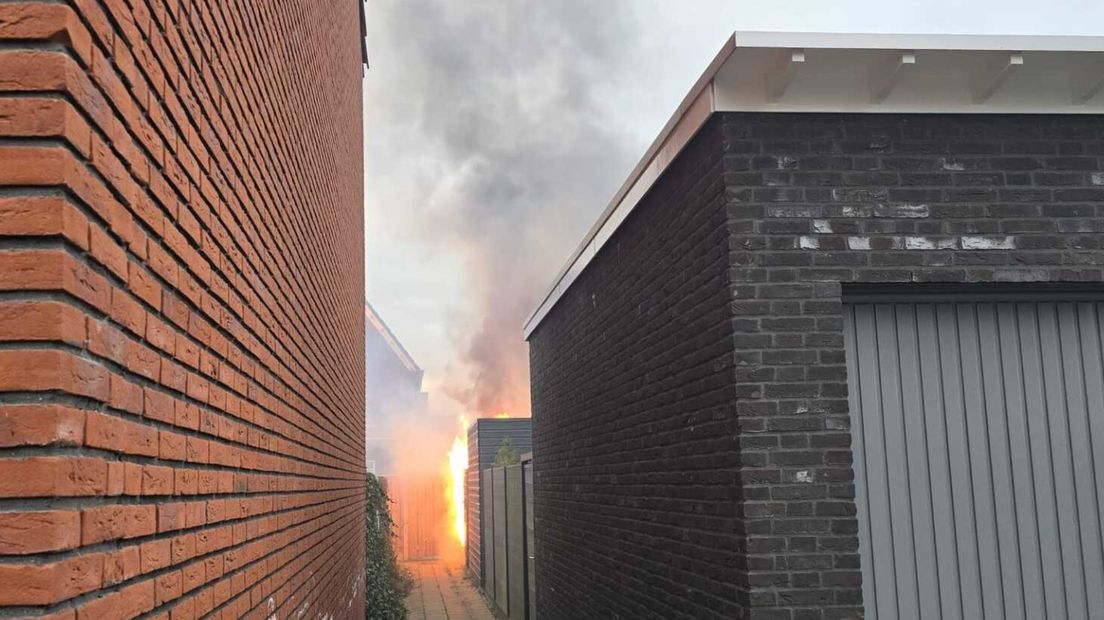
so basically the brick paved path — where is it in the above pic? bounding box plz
[403,560,496,620]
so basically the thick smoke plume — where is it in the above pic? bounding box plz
[364,0,650,416]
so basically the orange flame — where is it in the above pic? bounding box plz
[443,413,518,548]
[445,422,468,545]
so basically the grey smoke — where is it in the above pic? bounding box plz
[364,0,650,416]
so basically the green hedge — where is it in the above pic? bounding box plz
[365,474,412,619]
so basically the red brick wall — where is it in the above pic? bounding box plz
[0,1,366,618]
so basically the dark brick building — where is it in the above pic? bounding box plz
[526,33,1104,619]
[0,1,366,618]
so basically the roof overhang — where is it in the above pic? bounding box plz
[523,32,1104,340]
[359,0,370,69]
[365,302,420,374]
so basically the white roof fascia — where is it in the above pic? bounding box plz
[522,37,733,338]
[523,33,1104,340]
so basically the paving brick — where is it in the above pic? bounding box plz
[404,560,496,620]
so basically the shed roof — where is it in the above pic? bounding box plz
[523,32,1104,339]
[467,418,533,472]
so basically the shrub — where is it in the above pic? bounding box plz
[365,475,412,619]
[492,437,520,467]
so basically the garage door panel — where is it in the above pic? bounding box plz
[875,304,921,620]
[843,310,879,620]
[935,304,986,620]
[895,304,940,620]
[1038,303,1089,618]
[851,304,898,619]
[916,304,963,620]
[995,303,1046,620]
[1013,302,1069,620]
[976,303,1023,620]
[1063,304,1104,618]
[1083,302,1104,607]
[846,298,1104,620]
[955,304,1006,620]
[1090,302,1104,620]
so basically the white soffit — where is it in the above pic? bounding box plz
[523,32,1104,339]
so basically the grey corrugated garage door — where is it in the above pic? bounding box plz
[844,295,1104,620]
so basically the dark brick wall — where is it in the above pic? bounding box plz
[530,112,1104,620]
[529,118,744,619]
[724,112,1104,620]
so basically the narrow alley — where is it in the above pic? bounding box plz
[403,561,497,620]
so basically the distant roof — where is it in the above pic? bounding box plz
[365,302,419,373]
[358,0,369,68]
[467,417,534,433]
[523,32,1104,339]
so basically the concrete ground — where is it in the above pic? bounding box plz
[403,559,496,620]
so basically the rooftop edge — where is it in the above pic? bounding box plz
[523,32,1104,340]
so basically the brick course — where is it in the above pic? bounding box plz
[529,112,1104,619]
[0,1,365,618]
[530,119,743,619]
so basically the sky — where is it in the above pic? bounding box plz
[362,0,1101,419]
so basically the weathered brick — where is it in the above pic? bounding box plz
[81,504,156,543]
[531,113,1104,619]
[0,510,81,554]
[0,457,107,497]
[0,552,104,605]
[0,403,85,447]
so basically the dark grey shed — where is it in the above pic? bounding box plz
[465,418,533,586]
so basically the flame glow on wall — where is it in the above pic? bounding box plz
[443,412,516,547]
[445,417,469,545]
